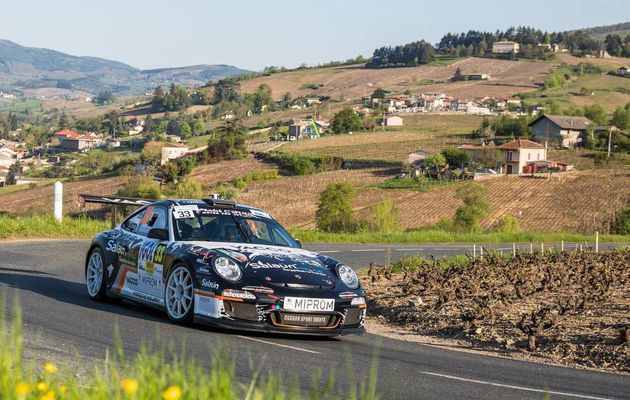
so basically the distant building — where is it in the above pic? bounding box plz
[53,130,103,151]
[498,139,547,175]
[529,115,593,148]
[287,119,326,140]
[382,116,404,127]
[617,66,629,76]
[492,40,520,54]
[407,149,437,165]
[466,73,489,80]
[160,143,189,165]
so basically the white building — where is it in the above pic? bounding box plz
[492,41,520,54]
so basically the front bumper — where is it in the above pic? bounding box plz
[194,314,366,336]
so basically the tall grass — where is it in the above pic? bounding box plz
[0,302,380,400]
[0,215,110,239]
[290,228,630,244]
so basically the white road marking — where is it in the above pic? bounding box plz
[419,371,614,400]
[395,248,426,251]
[237,335,320,354]
[350,249,384,252]
[317,250,340,253]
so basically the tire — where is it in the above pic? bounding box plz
[86,247,107,300]
[164,263,195,324]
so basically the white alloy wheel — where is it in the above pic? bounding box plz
[86,249,105,298]
[165,265,194,322]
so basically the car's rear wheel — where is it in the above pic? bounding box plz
[164,264,194,324]
[86,247,107,300]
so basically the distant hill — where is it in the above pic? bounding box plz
[578,22,630,40]
[0,39,251,95]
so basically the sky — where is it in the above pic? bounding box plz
[1,0,628,71]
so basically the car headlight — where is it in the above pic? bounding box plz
[213,256,242,282]
[336,264,359,289]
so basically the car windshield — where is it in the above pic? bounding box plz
[172,206,299,248]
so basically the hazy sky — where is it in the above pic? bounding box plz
[1,0,628,71]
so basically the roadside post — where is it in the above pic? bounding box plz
[595,231,599,253]
[561,240,564,252]
[473,244,476,258]
[512,243,516,257]
[53,181,63,222]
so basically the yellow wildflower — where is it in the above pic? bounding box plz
[40,390,56,400]
[162,385,182,400]
[15,382,31,398]
[121,378,139,396]
[43,363,58,374]
[59,385,68,394]
[37,381,49,392]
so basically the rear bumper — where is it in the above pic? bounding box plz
[194,314,366,336]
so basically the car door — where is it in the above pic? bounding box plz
[115,205,169,305]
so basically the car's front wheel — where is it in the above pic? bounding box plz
[86,247,107,300]
[164,264,195,324]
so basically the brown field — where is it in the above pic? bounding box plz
[356,169,630,233]
[0,176,126,216]
[283,114,482,161]
[240,58,553,101]
[556,53,630,69]
[237,168,400,228]
[188,157,278,187]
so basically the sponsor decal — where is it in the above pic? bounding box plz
[106,240,126,255]
[189,247,213,264]
[194,293,224,318]
[249,261,329,277]
[201,279,219,290]
[139,206,155,224]
[284,297,335,312]
[249,209,271,219]
[139,275,161,288]
[241,285,274,294]
[217,249,248,263]
[107,264,114,277]
[139,241,166,263]
[130,290,162,305]
[125,275,138,286]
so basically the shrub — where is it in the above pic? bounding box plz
[613,208,630,234]
[452,183,490,233]
[173,178,203,198]
[215,183,237,200]
[316,183,355,233]
[117,176,162,200]
[493,215,521,233]
[293,158,316,175]
[331,108,362,134]
[367,200,401,233]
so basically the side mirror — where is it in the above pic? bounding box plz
[295,239,302,248]
[148,228,169,241]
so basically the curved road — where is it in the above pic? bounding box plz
[0,240,628,399]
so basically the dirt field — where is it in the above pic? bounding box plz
[365,250,630,372]
[0,176,126,216]
[239,58,554,101]
[556,53,630,68]
[237,168,399,228]
[357,169,630,233]
[188,157,278,187]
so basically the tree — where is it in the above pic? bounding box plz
[452,183,490,232]
[605,34,624,57]
[610,106,630,130]
[58,112,71,130]
[331,109,362,134]
[475,147,502,169]
[6,160,23,185]
[94,90,115,106]
[173,178,203,198]
[213,78,241,104]
[316,182,355,233]
[424,153,447,177]
[370,88,388,100]
[441,148,471,167]
[367,200,401,233]
[451,67,465,82]
[583,104,608,125]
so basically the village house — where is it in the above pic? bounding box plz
[466,73,489,80]
[160,143,189,165]
[53,130,104,151]
[492,40,520,54]
[529,115,593,148]
[407,149,437,165]
[617,66,629,76]
[287,119,326,140]
[382,116,404,127]
[221,111,236,120]
[128,119,145,136]
[498,139,547,174]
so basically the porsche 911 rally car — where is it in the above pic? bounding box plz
[84,196,366,336]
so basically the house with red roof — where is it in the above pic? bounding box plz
[53,130,103,151]
[498,139,547,174]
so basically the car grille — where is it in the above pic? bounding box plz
[343,308,363,326]
[269,282,334,290]
[224,301,259,321]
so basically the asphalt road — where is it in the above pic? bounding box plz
[0,240,628,400]
[303,242,628,269]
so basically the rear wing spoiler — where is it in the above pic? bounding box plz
[78,194,153,207]
[78,194,153,228]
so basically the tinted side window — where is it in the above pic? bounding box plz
[122,206,168,237]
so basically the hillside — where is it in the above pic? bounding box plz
[239,57,553,101]
[578,21,630,40]
[0,39,250,94]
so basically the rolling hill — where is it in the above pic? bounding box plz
[0,39,250,95]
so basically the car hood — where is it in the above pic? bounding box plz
[187,242,336,287]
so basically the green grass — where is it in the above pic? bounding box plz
[0,215,110,239]
[375,177,461,192]
[289,228,630,245]
[0,99,43,112]
[0,303,379,400]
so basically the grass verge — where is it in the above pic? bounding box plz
[0,303,379,399]
[0,215,110,240]
[290,228,630,244]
